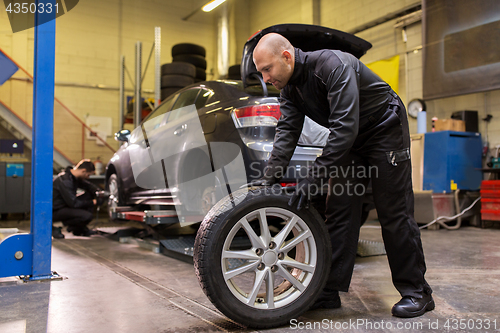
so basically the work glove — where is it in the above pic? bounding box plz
[288,178,316,210]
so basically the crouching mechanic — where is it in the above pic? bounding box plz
[52,159,103,237]
[251,33,434,318]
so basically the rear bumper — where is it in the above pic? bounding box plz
[243,143,322,182]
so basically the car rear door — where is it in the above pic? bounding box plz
[147,88,206,187]
[127,93,178,190]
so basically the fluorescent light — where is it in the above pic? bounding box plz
[202,0,226,12]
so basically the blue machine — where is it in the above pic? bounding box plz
[423,131,482,193]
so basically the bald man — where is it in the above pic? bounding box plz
[252,33,434,318]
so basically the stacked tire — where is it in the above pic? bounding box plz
[161,62,196,101]
[227,64,241,80]
[172,43,207,83]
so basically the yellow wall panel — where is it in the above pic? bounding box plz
[366,55,400,95]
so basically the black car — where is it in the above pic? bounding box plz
[105,24,373,221]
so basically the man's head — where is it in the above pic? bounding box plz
[253,33,295,90]
[71,159,95,179]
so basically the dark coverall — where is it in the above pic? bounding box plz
[52,166,100,234]
[264,48,432,298]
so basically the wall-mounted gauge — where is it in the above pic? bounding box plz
[408,99,426,119]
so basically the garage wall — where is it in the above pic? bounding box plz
[245,0,500,150]
[228,0,316,72]
[228,0,250,66]
[248,0,316,33]
[320,0,422,133]
[0,0,217,165]
[426,91,500,148]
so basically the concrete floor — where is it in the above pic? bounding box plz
[1,219,500,333]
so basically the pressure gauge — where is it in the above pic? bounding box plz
[408,99,426,119]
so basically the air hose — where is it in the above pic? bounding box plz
[419,190,481,230]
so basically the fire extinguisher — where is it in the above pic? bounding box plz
[94,157,103,176]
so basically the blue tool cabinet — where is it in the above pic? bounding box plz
[423,131,482,193]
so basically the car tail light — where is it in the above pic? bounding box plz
[232,104,281,128]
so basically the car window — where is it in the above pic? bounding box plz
[168,89,200,122]
[141,94,179,135]
[196,88,215,110]
[143,94,178,125]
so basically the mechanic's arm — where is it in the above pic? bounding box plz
[79,179,101,198]
[54,177,93,209]
[307,64,360,181]
[264,91,305,181]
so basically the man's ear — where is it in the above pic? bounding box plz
[282,50,293,63]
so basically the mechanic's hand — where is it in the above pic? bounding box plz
[95,190,110,197]
[288,178,315,210]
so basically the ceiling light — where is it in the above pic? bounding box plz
[202,0,226,12]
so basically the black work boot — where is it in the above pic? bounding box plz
[309,288,341,310]
[392,294,435,318]
[73,226,97,237]
[52,227,65,239]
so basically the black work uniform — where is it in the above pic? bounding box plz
[52,167,99,234]
[265,48,432,298]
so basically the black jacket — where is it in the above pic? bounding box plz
[266,48,394,181]
[53,167,100,211]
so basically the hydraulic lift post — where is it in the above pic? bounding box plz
[0,2,58,280]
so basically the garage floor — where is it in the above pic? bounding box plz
[1,219,499,333]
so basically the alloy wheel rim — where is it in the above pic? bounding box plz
[221,207,317,309]
[108,178,118,216]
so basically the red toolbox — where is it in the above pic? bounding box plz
[480,181,500,221]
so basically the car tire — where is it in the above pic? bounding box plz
[172,43,206,58]
[161,75,195,88]
[173,54,207,70]
[161,87,182,101]
[194,187,332,329]
[107,173,123,221]
[161,62,196,77]
[227,64,241,80]
[195,67,206,81]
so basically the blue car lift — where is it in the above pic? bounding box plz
[0,3,59,280]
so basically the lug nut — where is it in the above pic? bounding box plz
[269,242,276,249]
[277,252,284,260]
[257,263,265,270]
[271,265,278,272]
[256,248,264,256]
